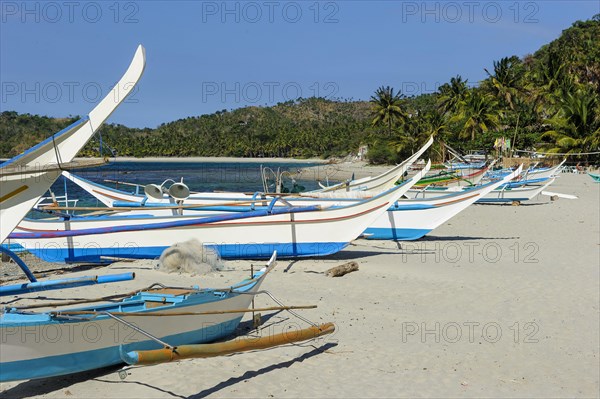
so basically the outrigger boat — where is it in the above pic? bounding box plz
[363,165,522,239]
[407,176,555,203]
[10,180,412,263]
[445,161,486,170]
[1,252,334,382]
[497,177,551,189]
[521,159,566,180]
[40,162,517,242]
[411,161,493,188]
[60,163,426,211]
[486,158,566,181]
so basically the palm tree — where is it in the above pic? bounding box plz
[390,115,420,156]
[541,86,600,154]
[423,109,446,137]
[437,76,469,115]
[370,86,407,135]
[484,56,525,111]
[483,57,535,154]
[451,90,502,141]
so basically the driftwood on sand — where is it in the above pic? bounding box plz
[325,262,359,277]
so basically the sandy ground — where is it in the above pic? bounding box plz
[1,173,598,398]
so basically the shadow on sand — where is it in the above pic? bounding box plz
[319,250,399,261]
[1,366,123,399]
[187,342,337,399]
[475,202,547,207]
[418,235,520,242]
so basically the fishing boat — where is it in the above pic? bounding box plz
[486,158,566,181]
[476,177,555,203]
[0,44,147,380]
[10,180,412,262]
[522,158,566,180]
[60,159,427,209]
[363,165,522,239]
[445,161,486,170]
[51,165,430,241]
[588,172,600,182]
[1,261,274,381]
[412,161,493,188]
[497,177,550,189]
[1,252,334,382]
[408,176,555,203]
[442,144,486,170]
[56,134,432,207]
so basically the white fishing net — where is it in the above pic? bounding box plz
[157,239,223,275]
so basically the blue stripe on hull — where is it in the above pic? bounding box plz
[0,318,241,382]
[0,243,26,253]
[26,242,349,263]
[363,227,431,241]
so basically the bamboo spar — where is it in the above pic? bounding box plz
[121,322,335,365]
[54,305,317,317]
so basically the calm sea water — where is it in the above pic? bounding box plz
[46,161,335,208]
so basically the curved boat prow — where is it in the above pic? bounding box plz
[311,135,433,194]
[0,45,146,242]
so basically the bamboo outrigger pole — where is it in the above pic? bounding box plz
[121,322,335,365]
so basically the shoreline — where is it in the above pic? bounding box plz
[85,156,394,182]
[73,156,331,164]
[0,156,403,182]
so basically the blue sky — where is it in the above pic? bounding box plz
[1,1,598,128]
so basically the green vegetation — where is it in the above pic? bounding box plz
[1,17,598,164]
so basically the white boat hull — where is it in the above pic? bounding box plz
[10,183,410,262]
[364,166,521,239]
[407,177,554,203]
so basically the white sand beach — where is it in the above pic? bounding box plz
[1,173,598,398]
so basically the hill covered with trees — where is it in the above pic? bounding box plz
[1,16,598,164]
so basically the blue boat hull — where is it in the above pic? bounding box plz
[27,242,349,263]
[363,227,431,241]
[0,318,241,382]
